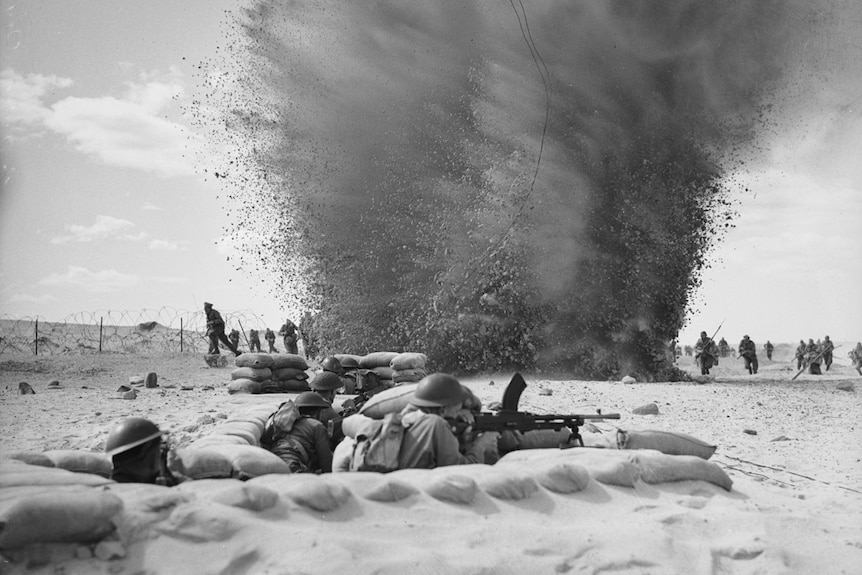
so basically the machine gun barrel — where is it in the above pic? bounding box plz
[472,411,621,447]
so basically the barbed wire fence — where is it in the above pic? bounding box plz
[0,308,275,355]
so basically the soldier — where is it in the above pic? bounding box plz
[821,335,835,371]
[718,337,730,358]
[248,329,262,353]
[105,417,178,485]
[264,328,277,353]
[850,342,862,376]
[795,340,807,370]
[395,373,499,469]
[308,371,346,451]
[694,331,719,375]
[204,302,241,356]
[228,329,241,352]
[763,340,774,361]
[261,392,333,473]
[738,335,758,375]
[278,318,299,355]
[805,338,822,375]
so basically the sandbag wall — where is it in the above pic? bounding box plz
[228,353,310,394]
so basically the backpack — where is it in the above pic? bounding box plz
[350,412,405,473]
[261,400,300,446]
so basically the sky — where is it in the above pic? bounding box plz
[1,1,860,346]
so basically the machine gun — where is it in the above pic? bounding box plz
[454,373,621,447]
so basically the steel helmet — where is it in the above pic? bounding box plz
[339,356,359,371]
[309,371,343,391]
[411,373,467,408]
[105,417,162,457]
[295,391,331,410]
[320,356,344,376]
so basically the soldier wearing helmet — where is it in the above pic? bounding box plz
[105,417,178,485]
[262,392,333,473]
[309,371,347,450]
[738,335,758,375]
[395,373,499,470]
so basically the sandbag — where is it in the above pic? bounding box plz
[215,445,292,479]
[341,414,382,439]
[359,384,418,419]
[260,379,309,393]
[271,367,309,381]
[371,366,395,380]
[227,379,262,394]
[43,450,112,478]
[231,367,273,382]
[188,435,249,448]
[0,488,123,549]
[334,354,363,366]
[628,451,733,491]
[270,353,309,370]
[392,368,427,384]
[0,463,112,488]
[234,353,275,369]
[177,479,279,512]
[225,417,266,440]
[3,451,55,468]
[248,475,352,512]
[359,352,399,369]
[167,447,233,481]
[617,429,717,460]
[209,421,260,445]
[331,437,355,473]
[389,352,428,370]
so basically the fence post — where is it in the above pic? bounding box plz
[99,317,103,353]
[180,317,184,353]
[35,318,39,356]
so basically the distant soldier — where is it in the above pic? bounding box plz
[795,340,806,370]
[279,319,299,355]
[248,329,262,353]
[228,329,241,352]
[821,336,834,371]
[264,328,277,353]
[763,340,774,361]
[805,338,822,375]
[684,345,693,357]
[738,335,758,375]
[694,331,719,376]
[204,302,241,356]
[850,342,862,376]
[718,337,730,358]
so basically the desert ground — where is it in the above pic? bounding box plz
[0,346,860,574]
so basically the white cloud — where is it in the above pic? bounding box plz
[51,214,145,244]
[1,67,203,178]
[148,239,179,251]
[38,266,186,293]
[142,202,163,211]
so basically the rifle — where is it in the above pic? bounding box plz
[695,319,724,359]
[461,373,621,447]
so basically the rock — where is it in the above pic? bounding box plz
[743,429,757,435]
[632,403,659,415]
[488,380,495,386]
[538,388,553,396]
[621,375,637,384]
[162,383,177,389]
[116,385,132,393]
[18,382,35,395]
[145,372,158,388]
[47,380,62,389]
[836,382,855,392]
[691,375,712,384]
[204,354,228,368]
[122,389,137,400]
[770,435,791,442]
[181,384,195,391]
[128,376,145,386]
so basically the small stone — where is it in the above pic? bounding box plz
[216,413,228,419]
[836,382,855,392]
[488,380,495,386]
[770,435,791,442]
[632,403,659,415]
[47,380,62,389]
[161,383,177,389]
[116,385,132,393]
[145,372,158,388]
[76,545,94,559]
[128,376,145,386]
[95,411,102,416]
[743,429,757,435]
[181,384,195,391]
[538,388,553,396]
[202,385,214,391]
[18,382,36,395]
[621,375,636,384]
[198,415,215,425]
[121,390,137,400]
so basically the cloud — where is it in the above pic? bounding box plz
[1,67,203,178]
[51,214,146,244]
[38,266,186,293]
[148,239,180,251]
[0,69,72,127]
[142,202,163,211]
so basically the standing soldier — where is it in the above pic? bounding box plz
[228,329,241,352]
[248,329,262,353]
[805,338,822,375]
[204,302,241,356]
[763,340,774,361]
[850,342,862,376]
[279,318,299,355]
[738,335,758,374]
[718,337,730,358]
[821,335,835,371]
[264,328,277,353]
[795,340,807,370]
[694,331,719,376]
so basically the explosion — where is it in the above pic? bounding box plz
[194,0,832,378]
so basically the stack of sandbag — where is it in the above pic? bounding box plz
[228,353,274,394]
[264,354,310,393]
[359,352,398,387]
[389,352,428,384]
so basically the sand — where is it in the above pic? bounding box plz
[0,349,860,574]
